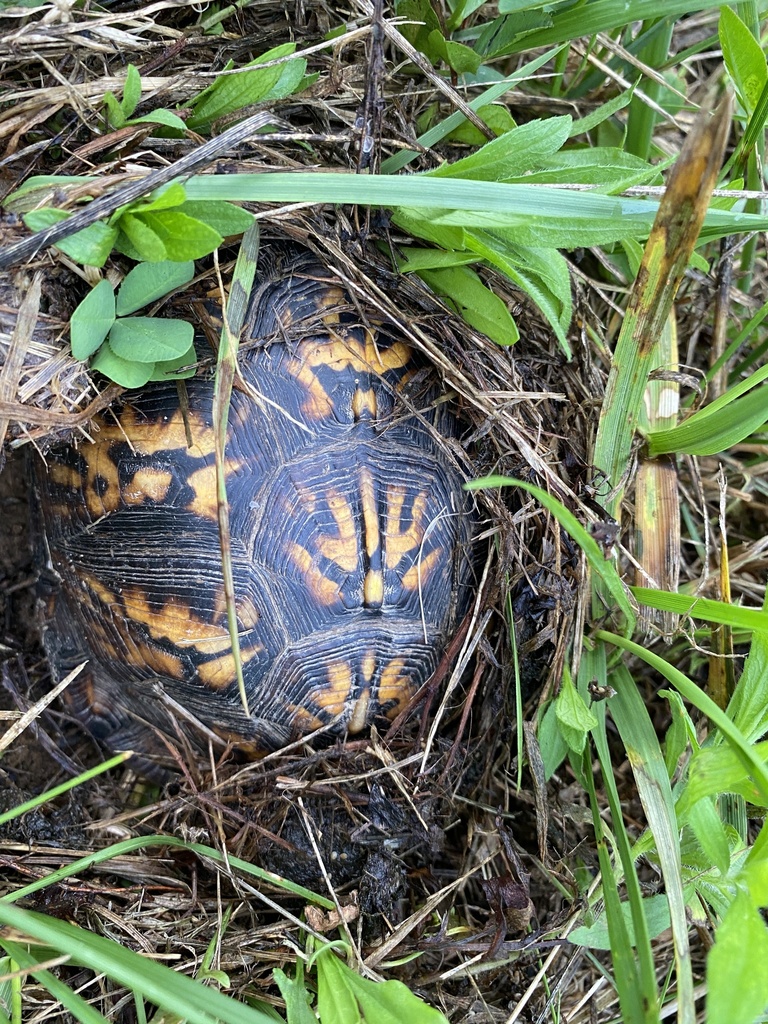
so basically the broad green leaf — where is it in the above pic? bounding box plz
[396,0,442,60]
[129,182,188,214]
[707,890,768,1024]
[109,317,194,363]
[537,699,569,779]
[130,109,188,131]
[416,264,518,345]
[719,6,767,113]
[316,948,448,1024]
[149,341,197,381]
[681,742,768,811]
[444,103,515,144]
[116,260,195,316]
[427,30,481,73]
[91,343,156,388]
[463,230,572,352]
[120,211,223,261]
[391,212,572,352]
[273,968,317,1024]
[22,208,117,267]
[427,115,572,181]
[569,894,672,949]
[555,669,597,754]
[176,200,254,237]
[187,43,306,130]
[70,279,116,360]
[118,212,168,261]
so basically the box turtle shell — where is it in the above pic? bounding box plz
[33,250,480,771]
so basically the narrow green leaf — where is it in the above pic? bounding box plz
[70,279,116,360]
[660,689,695,778]
[116,260,195,315]
[647,381,768,456]
[719,6,767,113]
[178,172,768,246]
[91,343,156,388]
[103,90,126,129]
[121,64,141,119]
[0,941,109,1024]
[569,90,634,137]
[706,890,768,1024]
[416,265,518,345]
[631,588,768,634]
[109,317,194,363]
[396,248,479,272]
[468,476,636,631]
[596,630,768,806]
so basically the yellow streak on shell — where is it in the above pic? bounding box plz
[316,488,359,572]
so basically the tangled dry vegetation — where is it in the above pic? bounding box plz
[0,0,762,1022]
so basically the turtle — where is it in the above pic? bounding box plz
[32,249,480,773]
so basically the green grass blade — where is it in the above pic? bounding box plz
[0,904,274,1024]
[578,647,659,1022]
[631,588,768,633]
[380,46,565,173]
[609,663,694,1024]
[1,835,334,910]
[467,476,635,631]
[596,631,768,804]
[0,753,132,828]
[213,221,261,717]
[0,941,108,1024]
[592,94,732,517]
